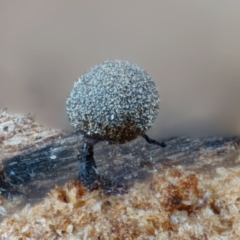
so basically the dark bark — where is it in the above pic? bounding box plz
[1,133,240,201]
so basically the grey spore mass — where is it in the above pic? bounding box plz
[66,60,160,144]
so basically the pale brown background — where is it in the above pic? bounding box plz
[1,1,240,140]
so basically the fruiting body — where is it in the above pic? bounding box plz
[66,60,160,144]
[66,60,165,190]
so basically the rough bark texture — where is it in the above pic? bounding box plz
[0,109,240,239]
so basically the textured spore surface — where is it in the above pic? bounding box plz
[66,60,160,143]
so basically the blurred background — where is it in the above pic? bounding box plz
[0,1,240,140]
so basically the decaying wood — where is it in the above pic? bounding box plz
[1,109,240,207]
[1,109,239,199]
[1,109,240,238]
